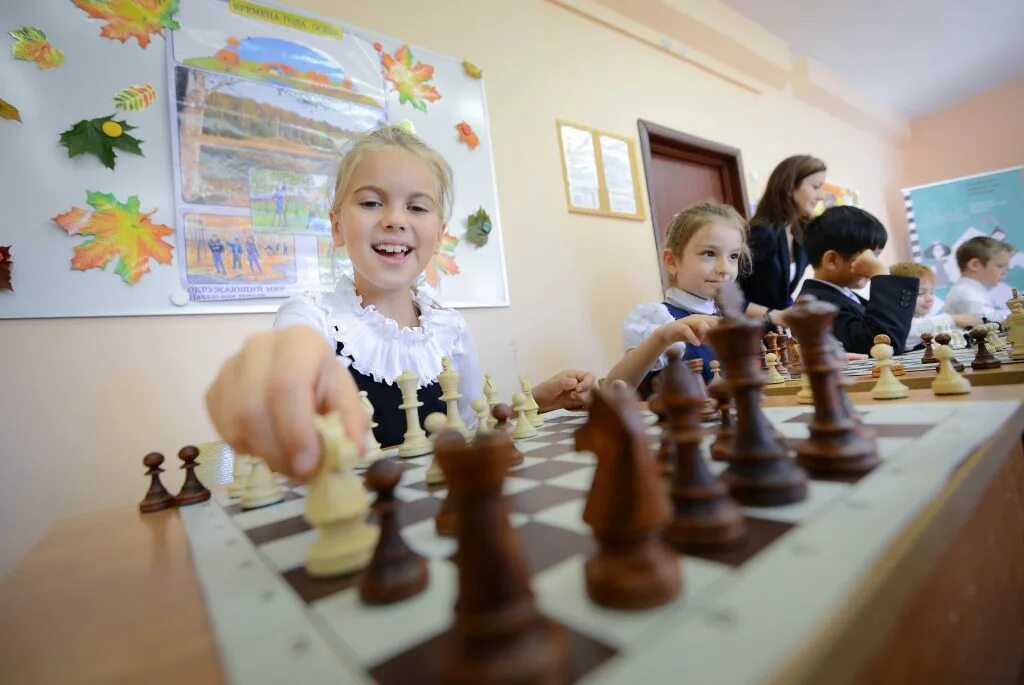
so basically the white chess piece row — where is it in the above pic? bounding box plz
[228,453,285,510]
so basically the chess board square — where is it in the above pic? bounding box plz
[282,564,362,604]
[505,485,586,517]
[511,460,591,481]
[313,558,456,668]
[532,497,588,534]
[245,515,312,546]
[223,489,301,516]
[394,485,429,502]
[515,520,593,575]
[524,443,584,459]
[545,465,596,492]
[234,497,307,530]
[260,528,319,571]
[551,449,597,465]
[369,616,616,685]
[403,517,457,560]
[684,516,794,567]
[398,495,441,527]
[741,480,852,524]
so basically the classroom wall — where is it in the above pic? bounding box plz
[0,0,906,576]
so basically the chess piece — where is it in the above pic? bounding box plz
[786,295,880,476]
[870,335,909,400]
[970,328,1002,370]
[438,356,469,438]
[575,383,681,609]
[173,445,211,506]
[471,397,490,434]
[796,371,814,405]
[433,430,465,537]
[490,403,524,466]
[305,412,378,578]
[985,323,1005,351]
[1007,302,1024,359]
[520,375,543,427]
[359,391,383,462]
[241,458,285,509]
[360,459,429,604]
[708,381,735,462]
[685,358,719,423]
[764,353,786,384]
[710,284,807,505]
[438,431,568,684]
[933,333,964,371]
[932,345,971,396]
[511,392,539,439]
[920,332,936,364]
[139,452,175,513]
[483,373,499,427]
[775,327,792,373]
[396,370,433,457]
[709,359,723,384]
[648,393,674,477]
[661,352,745,551]
[424,412,451,485]
[227,453,252,499]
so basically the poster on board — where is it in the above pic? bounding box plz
[903,167,1024,307]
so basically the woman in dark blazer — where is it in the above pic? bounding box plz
[740,155,827,326]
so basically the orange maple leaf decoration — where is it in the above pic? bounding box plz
[71,0,180,49]
[423,228,460,287]
[378,44,441,112]
[455,121,479,150]
[53,191,174,285]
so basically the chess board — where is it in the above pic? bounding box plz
[839,336,1023,378]
[178,400,1022,685]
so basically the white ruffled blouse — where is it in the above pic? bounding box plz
[621,288,716,373]
[274,272,482,427]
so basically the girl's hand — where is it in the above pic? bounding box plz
[533,369,597,412]
[657,314,718,347]
[205,326,368,480]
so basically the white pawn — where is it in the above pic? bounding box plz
[438,356,469,438]
[709,360,722,384]
[520,375,543,427]
[511,391,539,439]
[764,353,786,384]
[396,370,432,457]
[483,373,499,412]
[471,397,490,435]
[241,457,284,509]
[358,391,382,462]
[1007,301,1024,359]
[932,344,971,395]
[870,336,909,400]
[228,453,252,499]
[988,323,1006,351]
[424,412,451,485]
[304,412,378,578]
[796,372,814,405]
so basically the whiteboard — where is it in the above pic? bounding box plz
[0,0,508,319]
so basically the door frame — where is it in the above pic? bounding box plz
[637,120,750,287]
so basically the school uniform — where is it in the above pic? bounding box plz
[739,222,809,311]
[905,313,958,350]
[622,287,718,397]
[798,276,917,355]
[274,271,481,447]
[943,276,1010,322]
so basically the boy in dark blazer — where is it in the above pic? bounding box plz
[797,206,917,355]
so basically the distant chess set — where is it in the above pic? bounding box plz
[135,291,1024,684]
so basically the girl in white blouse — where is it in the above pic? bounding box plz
[206,125,593,478]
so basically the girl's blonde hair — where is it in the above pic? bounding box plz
[665,201,752,275]
[330,124,454,223]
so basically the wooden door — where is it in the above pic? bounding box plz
[638,121,748,289]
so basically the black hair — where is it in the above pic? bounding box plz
[802,206,888,267]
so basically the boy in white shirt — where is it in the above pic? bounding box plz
[944,237,1014,322]
[890,262,981,349]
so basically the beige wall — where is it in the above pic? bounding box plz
[0,0,907,576]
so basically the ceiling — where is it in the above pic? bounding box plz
[719,0,1024,118]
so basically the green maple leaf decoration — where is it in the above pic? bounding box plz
[465,207,492,248]
[58,114,143,169]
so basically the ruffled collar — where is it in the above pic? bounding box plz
[312,271,466,387]
[665,287,717,315]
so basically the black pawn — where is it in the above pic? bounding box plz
[970,328,1001,370]
[173,445,210,506]
[140,452,175,513]
[359,459,429,605]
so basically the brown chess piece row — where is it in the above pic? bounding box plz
[139,446,211,513]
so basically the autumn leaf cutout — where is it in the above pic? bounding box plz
[0,246,12,292]
[59,114,143,169]
[0,98,21,122]
[53,192,174,285]
[455,121,479,150]
[72,0,180,49]
[10,26,64,69]
[113,83,157,111]
[378,44,441,112]
[424,228,460,288]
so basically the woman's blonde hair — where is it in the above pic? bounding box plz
[665,201,752,275]
[330,124,454,223]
